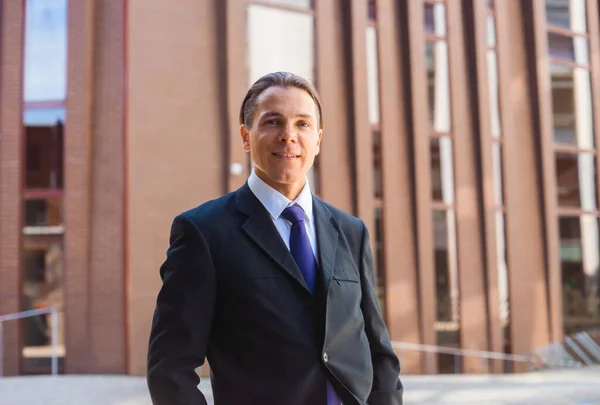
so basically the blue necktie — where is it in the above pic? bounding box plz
[281,205,342,405]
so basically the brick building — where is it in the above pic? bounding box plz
[1,0,600,376]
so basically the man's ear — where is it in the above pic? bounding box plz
[240,125,251,152]
[315,129,323,155]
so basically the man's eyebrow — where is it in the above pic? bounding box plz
[260,111,315,119]
[260,111,283,118]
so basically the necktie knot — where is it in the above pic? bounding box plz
[281,205,305,224]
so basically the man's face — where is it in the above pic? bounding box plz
[240,86,322,198]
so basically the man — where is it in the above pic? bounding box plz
[147,72,403,405]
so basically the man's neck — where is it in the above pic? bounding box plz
[253,170,306,201]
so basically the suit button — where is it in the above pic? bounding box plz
[323,352,328,363]
[304,297,314,307]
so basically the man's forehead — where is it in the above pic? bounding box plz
[256,86,317,115]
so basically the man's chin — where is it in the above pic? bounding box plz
[269,174,305,185]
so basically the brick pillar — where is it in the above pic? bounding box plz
[0,0,25,377]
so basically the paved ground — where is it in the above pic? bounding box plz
[1,368,599,404]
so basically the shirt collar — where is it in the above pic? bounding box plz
[248,170,314,222]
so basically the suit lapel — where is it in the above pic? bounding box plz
[313,198,338,295]
[236,183,311,293]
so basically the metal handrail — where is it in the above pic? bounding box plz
[391,339,587,373]
[0,307,59,377]
[391,341,536,374]
[392,341,533,362]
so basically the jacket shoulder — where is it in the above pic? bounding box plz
[178,191,237,227]
[317,199,365,234]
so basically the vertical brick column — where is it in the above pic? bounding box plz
[87,0,127,373]
[225,0,247,193]
[63,0,95,373]
[376,0,422,374]
[126,0,226,374]
[0,0,25,377]
[314,0,354,214]
[347,0,375,234]
[446,0,490,374]
[404,0,438,373]
[466,0,504,373]
[500,0,551,366]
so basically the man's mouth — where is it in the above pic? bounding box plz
[273,153,300,158]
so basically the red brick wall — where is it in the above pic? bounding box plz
[126,0,226,375]
[63,0,95,373]
[87,0,127,374]
[63,0,127,374]
[0,0,25,377]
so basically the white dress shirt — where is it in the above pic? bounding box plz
[247,170,318,261]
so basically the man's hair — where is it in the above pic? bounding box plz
[239,71,323,129]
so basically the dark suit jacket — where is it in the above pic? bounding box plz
[147,183,403,405]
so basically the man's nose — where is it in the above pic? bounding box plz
[278,124,297,143]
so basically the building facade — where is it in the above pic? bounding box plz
[0,0,599,376]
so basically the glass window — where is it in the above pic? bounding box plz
[487,14,496,47]
[251,0,312,9]
[492,143,504,206]
[24,198,62,227]
[366,26,380,125]
[436,336,461,373]
[496,212,510,326]
[433,210,459,322]
[424,2,447,36]
[24,107,66,125]
[374,207,386,317]
[368,0,376,21]
[436,329,461,374]
[555,152,597,210]
[548,33,589,65]
[373,130,382,198]
[425,41,451,133]
[247,5,315,85]
[22,241,66,369]
[560,215,600,334]
[23,0,68,102]
[487,50,501,138]
[25,108,65,190]
[430,137,455,203]
[550,65,594,148]
[546,0,587,34]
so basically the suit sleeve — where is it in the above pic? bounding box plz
[358,222,403,405]
[147,213,216,405]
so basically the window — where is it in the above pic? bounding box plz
[546,0,587,33]
[366,25,380,127]
[24,108,64,190]
[250,0,312,10]
[374,207,386,318]
[425,2,451,134]
[424,1,460,358]
[367,1,386,314]
[246,5,315,85]
[368,0,376,21]
[21,0,68,373]
[560,216,600,335]
[545,0,600,335]
[23,0,68,102]
[486,0,510,351]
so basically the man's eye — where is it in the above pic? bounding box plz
[266,119,279,125]
[298,122,309,127]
